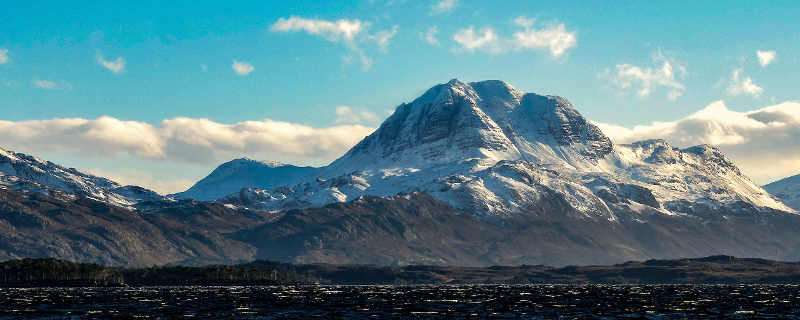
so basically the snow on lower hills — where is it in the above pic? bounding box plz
[0,147,169,209]
[763,174,800,211]
[170,158,319,201]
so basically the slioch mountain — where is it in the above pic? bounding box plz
[215,79,791,225]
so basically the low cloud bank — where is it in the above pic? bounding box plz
[0,117,376,167]
[595,101,800,184]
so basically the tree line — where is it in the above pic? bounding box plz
[0,258,323,287]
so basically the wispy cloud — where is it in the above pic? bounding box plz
[594,101,800,184]
[726,69,763,98]
[452,16,577,58]
[600,52,687,100]
[335,106,380,124]
[96,54,125,74]
[32,79,59,90]
[32,79,72,90]
[0,49,8,64]
[453,26,500,53]
[271,16,367,42]
[369,26,399,52]
[757,50,777,67]
[0,116,376,167]
[431,0,458,15]
[271,16,398,71]
[423,26,441,46]
[511,17,577,58]
[87,168,195,196]
[232,60,255,76]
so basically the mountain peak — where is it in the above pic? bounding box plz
[321,79,612,178]
[419,79,525,108]
[227,158,286,169]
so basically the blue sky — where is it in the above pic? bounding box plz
[1,0,799,194]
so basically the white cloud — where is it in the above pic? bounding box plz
[594,101,800,184]
[431,0,458,14]
[511,17,577,58]
[423,26,441,46]
[271,16,368,42]
[271,16,398,71]
[96,54,125,74]
[33,79,59,90]
[232,60,255,76]
[757,50,776,67]
[0,116,376,167]
[452,16,577,58]
[0,49,8,64]
[453,26,501,53]
[335,106,380,124]
[602,52,687,100]
[726,69,763,98]
[369,25,399,52]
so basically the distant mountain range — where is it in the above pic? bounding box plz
[1,79,800,267]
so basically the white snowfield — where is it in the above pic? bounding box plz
[209,79,794,220]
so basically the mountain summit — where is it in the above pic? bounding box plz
[322,79,612,177]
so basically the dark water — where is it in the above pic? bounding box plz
[1,284,799,319]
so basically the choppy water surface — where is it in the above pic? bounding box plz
[1,284,799,319]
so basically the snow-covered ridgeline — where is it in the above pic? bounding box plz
[208,79,793,219]
[0,147,168,209]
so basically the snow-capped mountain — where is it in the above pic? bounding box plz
[763,174,800,211]
[171,158,319,201]
[0,147,169,209]
[215,79,792,222]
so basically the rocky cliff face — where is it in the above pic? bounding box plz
[321,79,613,177]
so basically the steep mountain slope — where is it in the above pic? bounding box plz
[237,192,800,267]
[0,185,274,266]
[0,147,169,209]
[764,174,800,211]
[171,158,318,201]
[218,79,791,223]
